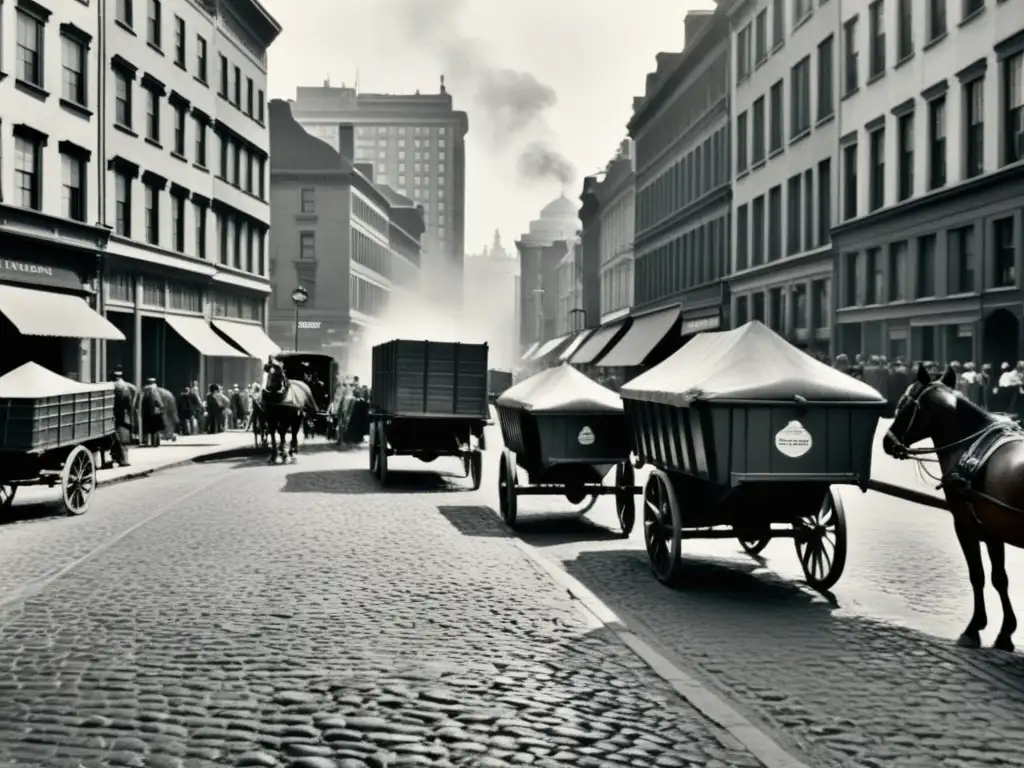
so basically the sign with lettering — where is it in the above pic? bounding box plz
[0,257,86,292]
[681,315,720,335]
[298,321,322,330]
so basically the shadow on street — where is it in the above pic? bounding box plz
[281,468,469,494]
[512,512,624,545]
[437,505,512,538]
[0,501,69,526]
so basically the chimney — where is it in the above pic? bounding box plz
[355,162,374,181]
[337,123,354,162]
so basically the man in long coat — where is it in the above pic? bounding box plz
[157,386,179,441]
[140,378,164,447]
[206,384,229,434]
[109,369,135,465]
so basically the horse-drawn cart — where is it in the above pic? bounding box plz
[369,340,490,488]
[0,363,119,516]
[495,365,640,534]
[275,351,339,438]
[621,322,887,591]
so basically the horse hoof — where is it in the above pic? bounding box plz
[994,636,1015,653]
[956,632,981,649]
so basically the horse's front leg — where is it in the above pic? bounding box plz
[267,422,278,464]
[289,420,300,461]
[277,427,288,463]
[985,538,1017,652]
[954,514,988,648]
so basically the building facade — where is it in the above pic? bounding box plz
[463,231,519,370]
[288,82,468,300]
[590,141,636,325]
[831,0,1024,367]
[629,9,732,338]
[725,0,838,356]
[267,102,422,366]
[555,238,584,337]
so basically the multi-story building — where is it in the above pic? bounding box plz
[99,0,282,391]
[724,0,837,357]
[555,237,583,337]
[289,81,468,300]
[831,0,1024,366]
[0,0,125,382]
[267,101,423,367]
[600,9,731,371]
[463,231,519,370]
[596,142,637,324]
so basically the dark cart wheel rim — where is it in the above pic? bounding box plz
[368,424,379,475]
[499,450,518,528]
[469,451,482,490]
[0,484,15,512]
[615,461,636,537]
[738,536,771,555]
[378,425,389,485]
[642,469,682,585]
[498,457,509,520]
[62,445,95,515]
[794,487,848,592]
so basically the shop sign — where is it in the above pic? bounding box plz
[298,320,322,329]
[681,315,720,334]
[0,257,85,292]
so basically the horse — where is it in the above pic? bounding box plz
[249,383,269,449]
[883,363,1022,652]
[261,360,318,464]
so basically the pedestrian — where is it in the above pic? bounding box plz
[140,378,164,447]
[188,381,203,434]
[230,384,245,430]
[111,369,138,453]
[177,385,194,435]
[157,385,179,441]
[206,384,227,434]
[979,363,993,410]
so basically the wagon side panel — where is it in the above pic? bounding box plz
[536,412,630,465]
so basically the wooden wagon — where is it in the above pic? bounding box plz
[275,351,340,438]
[369,340,490,488]
[0,362,119,516]
[620,322,887,591]
[495,365,640,534]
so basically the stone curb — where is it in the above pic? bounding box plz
[510,539,814,768]
[96,446,265,487]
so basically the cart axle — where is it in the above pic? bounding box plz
[513,484,642,497]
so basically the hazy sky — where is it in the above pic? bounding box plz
[261,0,714,253]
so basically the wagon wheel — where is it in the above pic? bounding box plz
[0,484,16,513]
[738,534,771,556]
[62,445,96,516]
[368,423,380,475]
[614,461,636,537]
[498,450,518,528]
[467,451,482,491]
[643,469,683,586]
[794,487,848,592]
[377,423,390,485]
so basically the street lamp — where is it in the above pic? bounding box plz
[291,286,309,351]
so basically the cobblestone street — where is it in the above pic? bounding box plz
[0,446,765,768]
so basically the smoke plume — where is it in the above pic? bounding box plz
[517,142,576,185]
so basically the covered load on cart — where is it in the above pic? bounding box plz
[495,364,639,532]
[620,321,887,590]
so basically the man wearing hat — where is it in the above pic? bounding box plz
[140,378,164,447]
[110,369,136,465]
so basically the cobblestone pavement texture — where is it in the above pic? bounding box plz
[0,447,766,768]
[482,420,1024,767]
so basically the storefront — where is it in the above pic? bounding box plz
[596,304,681,370]
[679,282,728,339]
[0,227,124,381]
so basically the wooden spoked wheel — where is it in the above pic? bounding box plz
[614,461,636,537]
[0,483,15,512]
[377,424,389,485]
[738,534,771,556]
[368,423,379,475]
[468,451,482,490]
[794,487,848,592]
[62,445,95,516]
[498,449,518,528]
[642,469,683,586]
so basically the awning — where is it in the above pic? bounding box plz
[557,329,593,362]
[212,319,281,360]
[531,333,573,364]
[165,315,248,357]
[596,306,681,368]
[0,283,125,340]
[519,341,541,363]
[569,319,630,365]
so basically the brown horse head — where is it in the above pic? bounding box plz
[263,360,288,397]
[882,363,959,458]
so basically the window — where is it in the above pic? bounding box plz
[173,104,186,155]
[14,134,42,211]
[772,0,784,47]
[145,184,159,245]
[115,71,132,127]
[258,90,265,123]
[868,1,885,79]
[928,97,947,189]
[787,174,802,255]
[794,0,812,24]
[246,79,254,115]
[233,66,241,105]
[1005,53,1024,165]
[817,36,834,122]
[869,127,885,211]
[843,17,859,95]
[196,35,208,82]
[61,152,85,222]
[791,57,811,136]
[804,169,814,250]
[755,10,767,62]
[171,194,185,252]
[843,142,858,220]
[115,173,131,236]
[300,188,315,213]
[865,248,883,304]
[948,226,976,294]
[219,54,228,97]
[817,158,831,247]
[963,0,983,19]
[928,0,946,41]
[993,218,1016,287]
[916,234,937,297]
[737,25,752,81]
[752,196,765,265]
[843,253,858,306]
[147,0,161,48]
[116,0,133,27]
[193,202,206,258]
[174,16,185,67]
[811,280,828,328]
[752,98,766,163]
[736,204,749,270]
[888,241,908,301]
[145,88,160,142]
[736,112,749,172]
[897,0,913,60]
[194,119,207,166]
[61,35,87,106]
[964,78,984,178]
[299,233,315,259]
[769,80,783,152]
[768,185,782,261]
[16,11,44,88]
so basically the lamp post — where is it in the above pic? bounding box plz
[291,286,309,351]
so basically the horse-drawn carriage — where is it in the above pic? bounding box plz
[273,351,339,438]
[0,363,121,515]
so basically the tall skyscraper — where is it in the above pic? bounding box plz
[290,79,468,301]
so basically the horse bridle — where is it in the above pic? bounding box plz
[887,381,997,461]
[264,365,288,397]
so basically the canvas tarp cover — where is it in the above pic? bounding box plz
[621,321,886,405]
[497,364,623,413]
[0,362,114,399]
